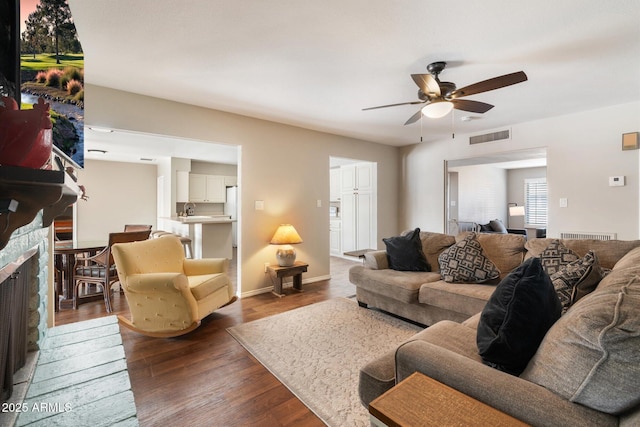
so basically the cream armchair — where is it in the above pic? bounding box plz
[112,236,237,337]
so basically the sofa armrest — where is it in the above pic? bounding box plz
[364,250,388,270]
[395,340,617,427]
[183,258,229,275]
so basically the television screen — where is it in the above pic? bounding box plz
[20,0,84,169]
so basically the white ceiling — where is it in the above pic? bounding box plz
[69,0,640,165]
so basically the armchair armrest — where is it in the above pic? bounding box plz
[183,258,229,275]
[121,272,199,332]
[364,250,388,270]
[395,340,616,427]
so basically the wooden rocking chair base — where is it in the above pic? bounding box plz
[117,315,201,338]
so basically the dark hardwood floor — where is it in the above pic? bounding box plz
[55,256,360,427]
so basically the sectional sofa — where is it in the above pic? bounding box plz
[350,230,640,426]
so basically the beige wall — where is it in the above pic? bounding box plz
[76,159,158,239]
[83,84,400,296]
[401,102,640,240]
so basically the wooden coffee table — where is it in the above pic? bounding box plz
[369,372,529,427]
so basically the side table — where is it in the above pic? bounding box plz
[266,261,309,297]
[369,372,528,427]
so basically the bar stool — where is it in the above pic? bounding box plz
[157,233,193,258]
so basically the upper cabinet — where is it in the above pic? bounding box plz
[189,174,226,203]
[340,162,375,194]
[330,168,341,201]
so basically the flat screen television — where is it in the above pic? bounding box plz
[19,0,84,169]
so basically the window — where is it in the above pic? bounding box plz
[525,178,547,226]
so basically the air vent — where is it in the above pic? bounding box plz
[559,232,617,241]
[469,129,510,145]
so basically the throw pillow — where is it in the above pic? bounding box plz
[438,233,500,283]
[476,257,562,376]
[550,250,604,314]
[382,228,430,272]
[489,219,508,234]
[521,269,640,414]
[538,240,579,275]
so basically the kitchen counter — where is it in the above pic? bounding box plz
[161,216,234,259]
[165,215,235,224]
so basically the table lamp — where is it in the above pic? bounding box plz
[270,224,303,266]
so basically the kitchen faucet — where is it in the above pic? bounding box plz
[183,202,196,216]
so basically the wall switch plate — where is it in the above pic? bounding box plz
[264,262,270,273]
[559,198,568,208]
[317,199,322,208]
[255,200,264,210]
[609,176,625,187]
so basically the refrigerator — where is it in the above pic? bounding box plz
[224,186,238,247]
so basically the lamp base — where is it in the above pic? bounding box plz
[276,246,296,267]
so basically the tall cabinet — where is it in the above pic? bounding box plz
[340,162,376,252]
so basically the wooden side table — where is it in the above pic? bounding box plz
[369,372,528,427]
[266,261,309,297]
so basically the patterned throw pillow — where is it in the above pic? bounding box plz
[438,233,500,283]
[538,240,579,275]
[550,250,604,314]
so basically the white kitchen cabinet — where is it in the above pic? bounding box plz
[330,220,341,255]
[340,162,376,252]
[189,174,226,203]
[176,170,190,202]
[224,175,238,186]
[330,168,341,201]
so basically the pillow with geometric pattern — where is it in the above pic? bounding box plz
[550,250,604,314]
[538,240,579,275]
[438,233,500,283]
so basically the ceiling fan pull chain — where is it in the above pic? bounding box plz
[420,114,423,142]
[451,109,455,139]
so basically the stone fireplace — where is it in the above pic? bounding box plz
[0,212,50,406]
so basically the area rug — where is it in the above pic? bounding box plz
[226,298,422,426]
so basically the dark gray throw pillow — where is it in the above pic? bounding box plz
[477,257,562,376]
[382,228,430,272]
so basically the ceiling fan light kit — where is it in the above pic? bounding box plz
[363,61,527,125]
[422,101,453,118]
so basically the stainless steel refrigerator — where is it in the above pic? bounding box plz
[224,186,238,247]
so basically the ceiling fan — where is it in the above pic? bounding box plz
[363,61,527,125]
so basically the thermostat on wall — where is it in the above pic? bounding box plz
[609,176,625,187]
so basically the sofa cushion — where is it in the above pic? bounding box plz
[477,257,562,376]
[419,280,496,317]
[525,238,640,271]
[458,232,526,279]
[521,265,640,414]
[538,240,579,275]
[188,273,230,300]
[416,231,456,273]
[550,250,604,314]
[383,228,430,271]
[439,233,500,283]
[349,265,441,304]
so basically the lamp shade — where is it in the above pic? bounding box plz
[270,224,303,245]
[509,205,526,217]
[422,101,454,118]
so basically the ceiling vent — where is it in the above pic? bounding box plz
[469,129,510,145]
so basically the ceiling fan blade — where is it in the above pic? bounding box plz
[450,71,527,99]
[411,74,441,96]
[362,100,425,111]
[452,99,494,114]
[404,109,423,125]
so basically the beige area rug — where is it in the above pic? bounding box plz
[226,298,422,427]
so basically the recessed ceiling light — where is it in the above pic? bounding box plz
[87,149,107,154]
